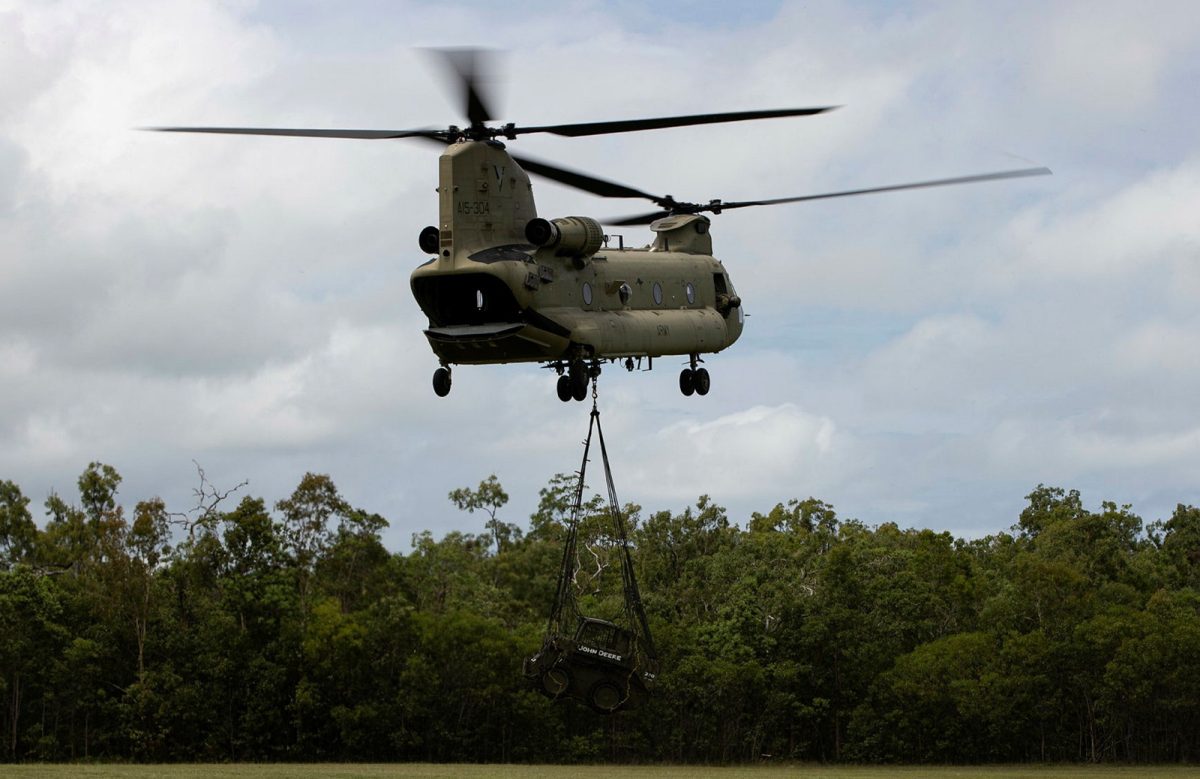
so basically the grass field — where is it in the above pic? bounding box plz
[1,765,1198,779]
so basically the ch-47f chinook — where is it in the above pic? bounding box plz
[149,50,1049,402]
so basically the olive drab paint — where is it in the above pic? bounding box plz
[410,140,743,380]
[435,140,536,262]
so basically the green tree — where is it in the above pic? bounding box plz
[276,473,349,618]
[1101,590,1200,761]
[450,475,518,554]
[78,463,122,526]
[0,481,36,569]
[1160,504,1200,589]
[316,509,394,614]
[0,568,65,760]
[127,498,172,680]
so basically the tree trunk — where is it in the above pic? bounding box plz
[1086,693,1098,762]
[833,651,842,760]
[9,670,20,760]
[136,615,146,681]
[137,576,152,681]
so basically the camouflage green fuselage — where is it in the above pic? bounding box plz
[410,139,743,366]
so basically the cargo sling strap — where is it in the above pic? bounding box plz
[547,393,658,672]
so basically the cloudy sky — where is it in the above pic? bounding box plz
[3,0,1199,548]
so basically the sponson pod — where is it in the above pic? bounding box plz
[526,216,604,259]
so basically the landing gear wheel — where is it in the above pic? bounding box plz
[694,367,711,396]
[679,368,695,397]
[588,680,624,714]
[541,667,571,698]
[432,367,452,397]
[556,375,573,402]
[571,368,589,402]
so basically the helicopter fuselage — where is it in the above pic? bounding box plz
[410,140,743,386]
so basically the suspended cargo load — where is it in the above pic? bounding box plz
[522,395,658,713]
[524,616,655,713]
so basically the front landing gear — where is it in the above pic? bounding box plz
[432,366,452,397]
[679,356,710,397]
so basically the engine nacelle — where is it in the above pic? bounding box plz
[525,216,604,260]
[418,225,440,255]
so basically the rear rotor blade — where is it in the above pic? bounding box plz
[602,167,1052,224]
[510,152,665,201]
[715,167,1052,211]
[517,106,838,138]
[605,211,673,226]
[143,126,444,140]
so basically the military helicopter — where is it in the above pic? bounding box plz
[148,50,1049,402]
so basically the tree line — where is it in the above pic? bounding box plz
[1,462,1198,764]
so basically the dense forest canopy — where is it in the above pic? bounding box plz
[1,462,1198,764]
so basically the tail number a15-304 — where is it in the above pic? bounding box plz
[457,200,491,216]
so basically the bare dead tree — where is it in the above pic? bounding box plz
[583,542,608,594]
[169,461,249,542]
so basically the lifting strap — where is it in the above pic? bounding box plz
[547,390,657,667]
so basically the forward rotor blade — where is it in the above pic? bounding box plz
[517,106,838,138]
[142,126,444,140]
[510,152,664,201]
[715,167,1052,211]
[432,48,496,127]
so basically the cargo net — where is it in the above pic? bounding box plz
[522,396,659,714]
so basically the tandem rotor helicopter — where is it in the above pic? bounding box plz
[149,49,1049,402]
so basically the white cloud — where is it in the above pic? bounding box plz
[1024,1,1199,114]
[1114,320,1200,378]
[2,0,1199,547]
[618,403,845,504]
[1005,159,1200,281]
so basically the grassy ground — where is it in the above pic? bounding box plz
[1,765,1199,779]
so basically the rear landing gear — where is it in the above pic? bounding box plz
[679,368,695,396]
[432,366,452,397]
[679,356,710,397]
[570,363,589,402]
[556,359,598,402]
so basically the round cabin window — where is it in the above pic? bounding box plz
[685,281,695,304]
[652,282,663,305]
[582,282,593,305]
